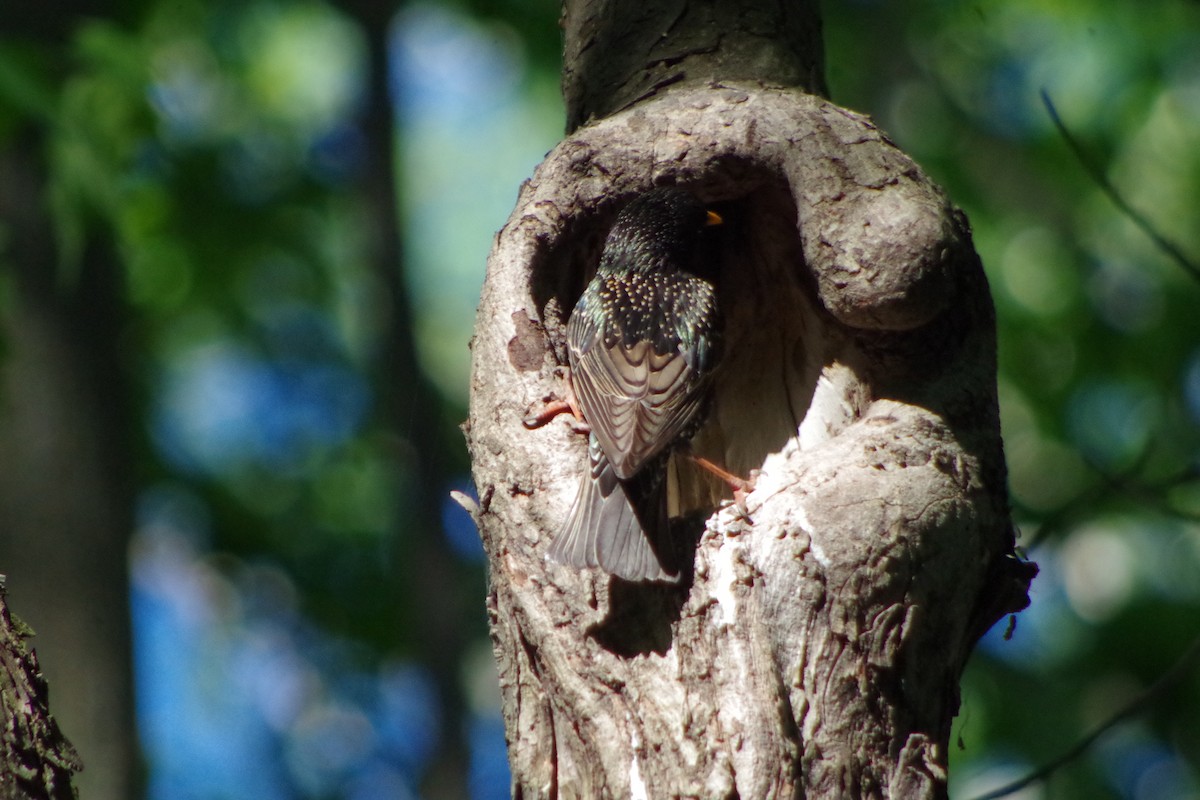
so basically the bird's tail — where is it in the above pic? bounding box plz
[548,436,677,582]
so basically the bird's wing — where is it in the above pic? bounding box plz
[547,435,676,582]
[570,325,709,481]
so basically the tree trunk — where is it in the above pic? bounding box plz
[0,136,139,800]
[0,582,81,800]
[332,2,471,793]
[466,2,1035,797]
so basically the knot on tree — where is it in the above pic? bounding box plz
[468,84,1034,800]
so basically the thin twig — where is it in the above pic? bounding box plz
[967,631,1200,800]
[1018,447,1150,550]
[1020,448,1200,551]
[1040,89,1200,285]
[1098,465,1200,525]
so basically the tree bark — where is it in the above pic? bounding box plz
[466,3,1034,798]
[561,0,826,132]
[0,582,81,800]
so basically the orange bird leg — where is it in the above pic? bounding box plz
[522,369,589,433]
[522,399,573,429]
[687,454,757,513]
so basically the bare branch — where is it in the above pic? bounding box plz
[968,631,1200,800]
[1040,89,1200,285]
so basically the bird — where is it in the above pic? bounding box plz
[547,186,723,582]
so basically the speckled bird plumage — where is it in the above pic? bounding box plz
[548,187,721,582]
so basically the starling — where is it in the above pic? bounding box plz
[548,187,722,582]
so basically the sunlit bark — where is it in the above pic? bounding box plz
[468,1,1034,797]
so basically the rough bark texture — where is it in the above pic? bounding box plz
[467,84,1034,799]
[0,582,81,799]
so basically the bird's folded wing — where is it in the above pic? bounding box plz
[572,338,707,480]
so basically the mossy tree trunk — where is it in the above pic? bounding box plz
[0,583,80,799]
[466,1,1035,797]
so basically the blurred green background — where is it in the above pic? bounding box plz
[1,1,1198,798]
